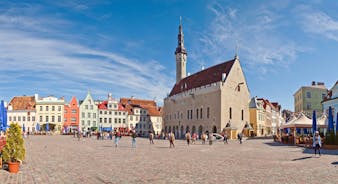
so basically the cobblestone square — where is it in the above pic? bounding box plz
[1,135,337,184]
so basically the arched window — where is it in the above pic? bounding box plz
[200,108,203,119]
[229,107,232,119]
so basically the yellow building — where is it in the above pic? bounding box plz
[249,97,265,136]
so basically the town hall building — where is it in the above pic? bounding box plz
[163,20,251,139]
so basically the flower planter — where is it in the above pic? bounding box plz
[8,162,20,173]
[322,144,338,150]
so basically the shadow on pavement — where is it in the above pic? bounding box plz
[302,148,338,156]
[292,156,312,161]
[264,142,297,147]
[331,162,338,165]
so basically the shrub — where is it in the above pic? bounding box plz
[2,123,26,163]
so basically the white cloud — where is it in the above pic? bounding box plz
[0,10,172,103]
[300,10,338,41]
[190,2,307,74]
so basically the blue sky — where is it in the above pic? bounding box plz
[0,0,337,110]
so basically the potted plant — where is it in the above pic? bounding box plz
[2,123,25,173]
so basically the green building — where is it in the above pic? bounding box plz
[294,81,328,118]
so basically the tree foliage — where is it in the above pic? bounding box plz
[2,123,26,163]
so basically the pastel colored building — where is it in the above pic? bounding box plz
[64,97,79,132]
[98,93,128,132]
[322,81,338,130]
[7,96,36,133]
[35,94,65,132]
[294,81,328,117]
[163,21,250,139]
[120,98,162,136]
[79,91,99,131]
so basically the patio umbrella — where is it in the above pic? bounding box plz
[46,122,49,131]
[312,110,317,134]
[336,112,338,135]
[328,106,334,132]
[22,123,26,132]
[0,100,6,131]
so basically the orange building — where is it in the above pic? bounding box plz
[64,97,79,132]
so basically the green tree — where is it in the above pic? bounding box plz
[2,123,26,163]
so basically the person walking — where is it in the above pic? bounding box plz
[223,133,228,144]
[185,131,191,146]
[149,131,154,144]
[313,131,322,156]
[115,130,121,147]
[201,133,206,145]
[237,132,242,144]
[131,130,136,148]
[169,131,175,148]
[192,133,197,144]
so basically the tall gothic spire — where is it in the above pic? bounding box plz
[175,16,187,55]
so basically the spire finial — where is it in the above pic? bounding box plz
[180,16,182,26]
[235,40,239,60]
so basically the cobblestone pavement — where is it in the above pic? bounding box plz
[1,135,337,184]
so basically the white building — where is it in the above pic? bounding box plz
[79,91,99,131]
[7,96,36,133]
[97,93,128,132]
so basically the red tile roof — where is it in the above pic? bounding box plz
[8,96,35,110]
[98,101,127,111]
[169,59,235,96]
[120,98,156,107]
[120,98,161,116]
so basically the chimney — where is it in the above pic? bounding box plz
[187,72,190,76]
[311,81,316,86]
[201,65,205,70]
[34,94,38,101]
[108,93,112,100]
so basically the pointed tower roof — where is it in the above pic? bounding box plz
[175,16,187,55]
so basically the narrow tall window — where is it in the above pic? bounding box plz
[241,109,244,121]
[187,110,189,120]
[196,109,199,119]
[200,108,203,119]
[229,107,232,119]
[207,107,210,118]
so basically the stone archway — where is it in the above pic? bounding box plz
[180,125,184,139]
[192,126,196,134]
[212,126,217,133]
[198,125,203,137]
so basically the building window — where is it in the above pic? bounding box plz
[100,111,102,114]
[104,118,107,123]
[85,105,88,109]
[82,120,85,126]
[87,120,90,126]
[187,110,189,120]
[27,116,30,121]
[100,118,103,123]
[65,118,67,122]
[104,111,107,115]
[32,116,35,121]
[123,119,126,124]
[119,119,121,123]
[93,121,96,127]
[46,116,49,122]
[46,106,49,111]
[196,109,199,119]
[190,110,193,119]
[87,113,91,118]
[82,112,85,118]
[115,118,117,124]
[207,107,210,118]
[130,116,133,121]
[306,91,311,98]
[229,107,232,119]
[109,111,112,115]
[241,110,244,121]
[58,106,61,111]
[39,116,42,122]
[52,116,55,122]
[23,116,26,121]
[52,106,55,111]
[17,116,21,121]
[93,113,96,118]
[109,118,112,123]
[71,118,76,122]
[200,108,203,119]
[322,94,326,100]
[306,103,311,110]
[90,105,93,110]
[40,106,42,111]
[119,112,121,115]
[58,116,61,122]
[9,116,12,121]
[72,109,76,114]
[136,116,139,121]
